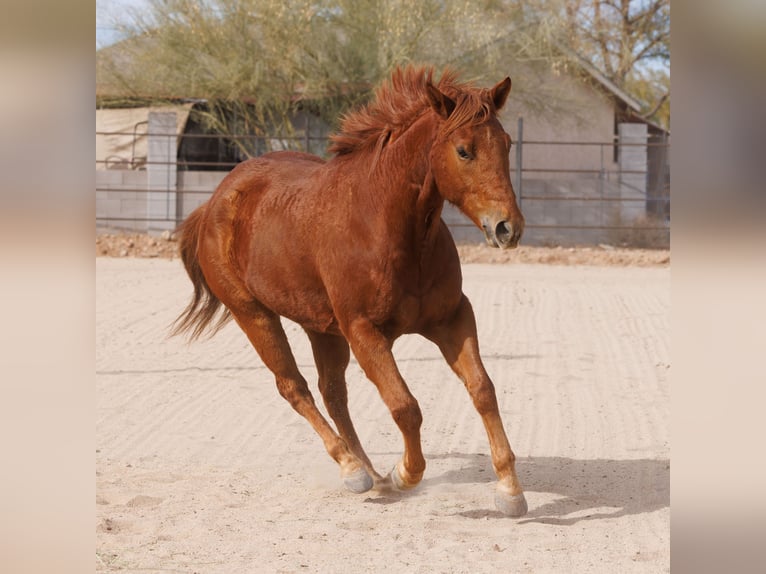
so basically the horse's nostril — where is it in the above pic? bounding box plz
[495,221,513,244]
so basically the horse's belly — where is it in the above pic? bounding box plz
[261,286,340,334]
[242,250,340,334]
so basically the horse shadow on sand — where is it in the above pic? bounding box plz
[365,452,669,525]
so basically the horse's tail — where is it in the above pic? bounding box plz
[170,205,232,341]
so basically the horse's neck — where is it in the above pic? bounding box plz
[371,114,445,249]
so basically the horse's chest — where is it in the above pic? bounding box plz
[361,269,440,334]
[383,264,463,334]
[323,244,461,335]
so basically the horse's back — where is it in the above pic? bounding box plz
[263,150,326,165]
[203,153,325,229]
[214,151,324,197]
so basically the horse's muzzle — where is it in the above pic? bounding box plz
[482,218,524,249]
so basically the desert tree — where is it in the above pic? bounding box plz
[538,0,670,126]
[97,0,584,152]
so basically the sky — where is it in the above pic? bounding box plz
[96,0,148,49]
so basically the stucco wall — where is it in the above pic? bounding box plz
[502,71,618,177]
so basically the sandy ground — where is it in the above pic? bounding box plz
[96,257,670,573]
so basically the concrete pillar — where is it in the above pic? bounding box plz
[618,123,647,222]
[147,111,177,232]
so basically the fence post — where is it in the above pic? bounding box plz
[147,111,178,233]
[515,117,523,208]
[617,122,647,223]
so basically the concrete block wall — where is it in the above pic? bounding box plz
[177,171,227,219]
[96,170,150,231]
[97,170,227,231]
[97,172,587,245]
[97,170,667,246]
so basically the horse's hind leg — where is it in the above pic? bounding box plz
[424,295,527,517]
[231,306,373,494]
[306,330,382,484]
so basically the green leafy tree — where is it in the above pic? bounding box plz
[97,0,575,152]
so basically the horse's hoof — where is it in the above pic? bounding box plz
[389,463,418,491]
[343,468,374,494]
[495,489,528,517]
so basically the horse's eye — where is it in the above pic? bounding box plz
[457,146,472,160]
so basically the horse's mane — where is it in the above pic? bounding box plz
[329,65,494,157]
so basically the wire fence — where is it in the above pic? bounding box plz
[96,127,669,248]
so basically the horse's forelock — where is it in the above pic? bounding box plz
[441,93,493,137]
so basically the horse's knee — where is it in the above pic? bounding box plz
[391,398,422,432]
[468,380,499,415]
[275,376,313,408]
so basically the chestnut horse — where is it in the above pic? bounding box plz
[172,66,527,516]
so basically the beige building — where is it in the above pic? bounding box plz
[96,60,669,246]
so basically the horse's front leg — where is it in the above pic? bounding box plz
[424,294,528,517]
[345,319,426,490]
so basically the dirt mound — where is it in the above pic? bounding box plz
[96,232,180,259]
[96,232,669,267]
[456,243,670,266]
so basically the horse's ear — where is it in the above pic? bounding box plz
[491,77,512,111]
[426,83,456,119]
